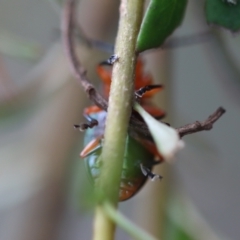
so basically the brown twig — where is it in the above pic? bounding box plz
[62,0,226,141]
[62,0,108,111]
[177,107,226,138]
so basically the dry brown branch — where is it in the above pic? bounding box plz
[177,107,226,138]
[62,0,225,141]
[62,0,108,111]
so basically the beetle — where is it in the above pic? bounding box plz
[75,58,165,201]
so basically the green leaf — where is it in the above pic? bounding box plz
[205,0,240,32]
[134,103,184,161]
[0,31,41,60]
[103,202,157,240]
[165,219,194,240]
[136,0,188,53]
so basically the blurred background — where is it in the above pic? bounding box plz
[0,0,239,239]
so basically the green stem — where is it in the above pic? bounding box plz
[93,1,144,240]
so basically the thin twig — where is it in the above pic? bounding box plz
[177,107,226,138]
[62,0,108,111]
[62,0,226,141]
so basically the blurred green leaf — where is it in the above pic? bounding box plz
[136,0,188,52]
[166,195,222,240]
[103,202,157,240]
[165,218,194,240]
[0,31,41,60]
[205,0,240,32]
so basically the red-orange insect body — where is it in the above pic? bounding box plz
[80,59,164,201]
[96,59,164,114]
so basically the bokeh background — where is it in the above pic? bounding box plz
[0,0,239,239]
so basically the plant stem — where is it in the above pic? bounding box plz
[93,1,144,240]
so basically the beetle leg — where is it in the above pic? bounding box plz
[74,114,98,131]
[140,164,163,181]
[135,84,163,99]
[80,136,103,158]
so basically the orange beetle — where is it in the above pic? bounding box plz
[75,58,165,201]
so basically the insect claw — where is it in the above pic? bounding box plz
[151,174,163,181]
[135,92,142,99]
[135,84,163,99]
[140,163,148,176]
[74,124,88,131]
[83,114,98,126]
[75,114,98,132]
[140,163,163,181]
[100,54,119,66]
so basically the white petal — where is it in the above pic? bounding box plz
[134,103,184,161]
